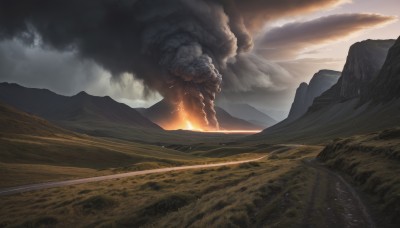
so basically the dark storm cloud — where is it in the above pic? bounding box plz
[0,0,235,129]
[0,39,159,106]
[222,53,292,92]
[256,13,397,60]
[0,0,346,129]
[0,39,99,95]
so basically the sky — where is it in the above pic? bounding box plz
[0,0,398,121]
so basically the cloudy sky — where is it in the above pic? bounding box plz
[0,0,398,121]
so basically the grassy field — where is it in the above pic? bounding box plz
[0,102,251,188]
[1,132,268,188]
[0,145,322,227]
[318,128,400,226]
[59,119,245,145]
[3,100,399,227]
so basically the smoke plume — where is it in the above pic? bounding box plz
[0,0,344,130]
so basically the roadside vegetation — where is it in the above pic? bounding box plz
[318,128,400,226]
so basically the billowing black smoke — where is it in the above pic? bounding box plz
[0,0,342,129]
[0,0,252,129]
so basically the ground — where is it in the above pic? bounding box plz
[1,130,400,227]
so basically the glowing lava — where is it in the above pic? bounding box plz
[159,102,262,134]
[185,120,194,131]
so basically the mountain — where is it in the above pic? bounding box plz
[218,103,276,128]
[142,99,262,130]
[248,38,398,144]
[215,107,263,130]
[0,83,179,143]
[0,83,160,129]
[287,70,340,122]
[363,37,400,102]
[0,101,73,136]
[310,39,395,112]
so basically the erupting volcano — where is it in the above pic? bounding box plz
[0,0,261,132]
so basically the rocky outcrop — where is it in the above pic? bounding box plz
[340,40,394,99]
[309,39,395,112]
[287,70,340,121]
[287,82,308,121]
[248,39,400,144]
[364,36,400,102]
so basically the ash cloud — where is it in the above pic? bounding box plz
[256,13,397,60]
[0,0,346,129]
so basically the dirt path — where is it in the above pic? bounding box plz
[0,155,267,196]
[302,159,375,228]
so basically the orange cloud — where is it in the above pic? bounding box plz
[256,13,397,60]
[228,0,349,32]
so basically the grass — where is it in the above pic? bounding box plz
[0,133,204,187]
[57,119,245,145]
[0,145,322,227]
[318,127,400,226]
[0,132,268,188]
[0,101,264,188]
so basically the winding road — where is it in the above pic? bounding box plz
[302,159,375,228]
[0,155,267,196]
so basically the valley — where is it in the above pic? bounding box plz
[0,1,399,227]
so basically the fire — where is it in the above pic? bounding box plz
[159,102,262,134]
[160,102,204,131]
[185,120,194,130]
[182,117,203,132]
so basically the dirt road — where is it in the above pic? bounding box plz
[302,159,375,228]
[0,155,266,196]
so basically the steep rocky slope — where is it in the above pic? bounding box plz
[287,70,340,121]
[363,38,400,102]
[248,38,398,143]
[310,39,395,112]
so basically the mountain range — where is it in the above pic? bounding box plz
[0,83,257,143]
[217,103,277,128]
[249,38,399,143]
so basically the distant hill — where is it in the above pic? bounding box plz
[287,70,340,122]
[0,83,161,129]
[218,103,276,128]
[0,101,73,136]
[248,39,399,144]
[142,99,262,130]
[215,107,263,130]
[0,83,246,143]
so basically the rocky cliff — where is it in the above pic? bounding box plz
[287,70,340,121]
[248,38,400,144]
[364,36,400,102]
[310,39,395,112]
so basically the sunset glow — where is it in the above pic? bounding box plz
[159,105,261,134]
